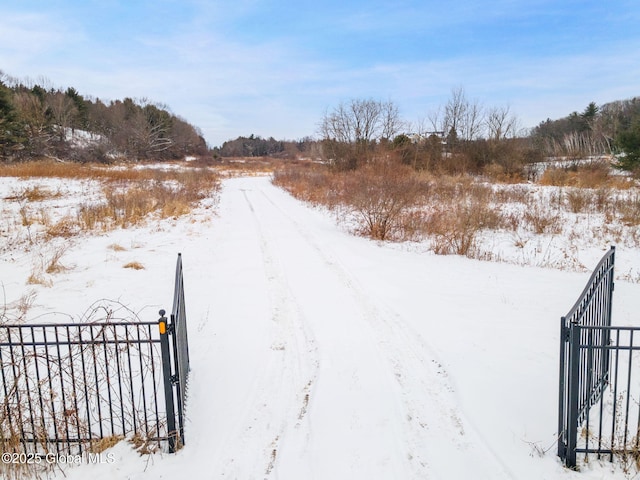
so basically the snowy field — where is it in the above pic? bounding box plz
[2,173,640,479]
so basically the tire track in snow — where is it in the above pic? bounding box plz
[257,183,517,480]
[245,186,409,478]
[214,187,319,479]
[213,187,318,480]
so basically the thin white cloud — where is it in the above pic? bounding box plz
[1,0,639,146]
[0,12,82,76]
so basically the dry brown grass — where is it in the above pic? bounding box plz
[123,261,145,270]
[213,156,297,176]
[46,217,80,238]
[274,161,504,248]
[565,188,594,214]
[483,162,525,183]
[2,160,220,236]
[0,159,220,186]
[90,435,124,454]
[273,160,640,261]
[523,203,562,234]
[424,193,503,256]
[26,271,52,287]
[1,290,37,325]
[272,162,337,206]
[616,194,640,226]
[539,161,633,189]
[45,246,69,274]
[3,185,61,202]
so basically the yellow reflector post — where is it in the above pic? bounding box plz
[159,321,166,334]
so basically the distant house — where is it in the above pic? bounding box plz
[405,131,446,144]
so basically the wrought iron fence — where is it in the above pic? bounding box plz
[0,254,190,458]
[0,321,164,456]
[567,325,640,466]
[558,247,620,468]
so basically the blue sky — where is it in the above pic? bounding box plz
[1,0,639,147]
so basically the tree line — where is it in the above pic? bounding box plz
[531,98,640,170]
[0,72,207,162]
[1,69,638,172]
[221,90,638,175]
[311,89,640,174]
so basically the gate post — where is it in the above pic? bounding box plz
[159,310,178,453]
[566,322,581,469]
[558,316,568,459]
[602,246,615,380]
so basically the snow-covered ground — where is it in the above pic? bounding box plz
[2,174,640,479]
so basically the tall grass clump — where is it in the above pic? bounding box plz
[539,160,632,189]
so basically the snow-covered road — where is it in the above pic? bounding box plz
[45,175,640,479]
[230,181,508,479]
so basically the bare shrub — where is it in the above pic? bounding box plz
[394,209,430,241]
[539,167,569,187]
[493,185,530,204]
[339,160,426,240]
[616,194,640,226]
[424,193,501,256]
[0,290,36,325]
[523,204,562,234]
[565,188,594,214]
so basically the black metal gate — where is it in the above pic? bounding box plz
[558,246,615,467]
[557,246,640,469]
[0,254,190,457]
[159,252,190,453]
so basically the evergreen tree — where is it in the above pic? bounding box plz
[615,117,640,171]
[581,102,599,131]
[581,102,598,118]
[0,81,26,158]
[66,87,89,129]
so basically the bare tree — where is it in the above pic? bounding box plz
[46,91,77,142]
[486,105,519,141]
[380,100,404,141]
[426,108,443,135]
[461,98,484,141]
[320,98,402,144]
[13,91,52,154]
[319,98,403,168]
[442,87,484,142]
